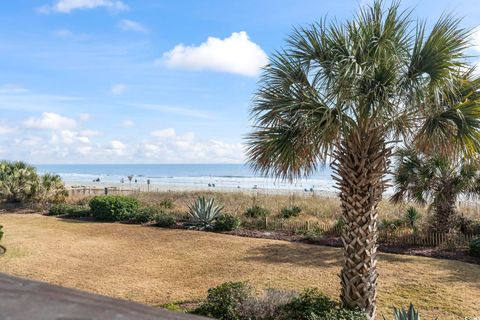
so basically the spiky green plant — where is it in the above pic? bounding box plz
[387,304,420,320]
[404,207,421,229]
[246,1,480,318]
[187,196,224,230]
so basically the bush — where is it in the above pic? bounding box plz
[280,288,366,320]
[235,289,296,320]
[379,218,404,231]
[245,205,270,218]
[89,195,139,221]
[126,206,156,224]
[280,206,301,219]
[469,237,480,257]
[194,282,252,320]
[154,212,176,227]
[214,214,241,231]
[48,204,90,218]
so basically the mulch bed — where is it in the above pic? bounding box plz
[226,228,480,265]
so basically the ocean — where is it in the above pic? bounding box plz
[35,164,336,193]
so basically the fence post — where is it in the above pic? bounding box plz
[265,216,268,229]
[104,187,108,195]
[307,220,310,231]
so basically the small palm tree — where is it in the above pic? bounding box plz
[391,148,480,233]
[246,1,480,318]
[37,173,68,205]
[0,161,39,203]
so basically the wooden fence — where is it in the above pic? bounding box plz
[242,217,479,249]
[68,187,137,198]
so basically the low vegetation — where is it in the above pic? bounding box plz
[0,161,67,206]
[470,238,480,257]
[89,195,139,221]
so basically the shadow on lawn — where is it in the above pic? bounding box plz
[244,242,342,268]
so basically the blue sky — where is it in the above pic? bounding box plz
[1,0,479,164]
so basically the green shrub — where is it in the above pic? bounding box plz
[244,205,270,218]
[214,214,241,232]
[187,196,223,230]
[89,195,139,221]
[126,206,156,224]
[48,204,90,217]
[194,282,252,320]
[280,288,366,320]
[154,212,176,227]
[469,237,480,257]
[391,304,420,320]
[280,206,301,219]
[404,207,421,229]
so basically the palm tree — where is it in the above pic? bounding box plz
[37,173,69,205]
[391,148,480,233]
[246,1,480,318]
[0,160,39,203]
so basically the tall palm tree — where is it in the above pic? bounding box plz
[246,1,480,318]
[391,148,480,233]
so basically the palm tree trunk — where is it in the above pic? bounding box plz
[434,196,457,233]
[331,127,391,319]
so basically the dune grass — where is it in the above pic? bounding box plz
[0,213,479,319]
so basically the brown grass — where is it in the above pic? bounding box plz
[1,213,479,319]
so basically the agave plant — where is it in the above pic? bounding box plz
[187,196,224,230]
[386,304,420,320]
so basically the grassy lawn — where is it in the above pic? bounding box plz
[0,213,479,319]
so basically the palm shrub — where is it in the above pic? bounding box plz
[244,205,270,218]
[0,161,39,203]
[280,206,301,219]
[245,1,480,317]
[391,148,480,233]
[187,196,223,230]
[36,173,68,205]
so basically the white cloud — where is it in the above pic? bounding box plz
[107,140,127,156]
[53,29,73,37]
[160,31,268,77]
[0,125,15,135]
[80,129,100,136]
[121,119,134,127]
[51,130,90,145]
[39,0,129,13]
[143,129,243,163]
[111,83,127,95]
[0,84,28,94]
[118,19,148,33]
[151,128,175,138]
[23,112,77,130]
